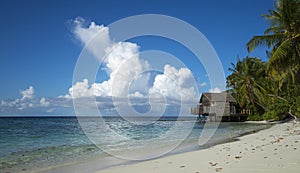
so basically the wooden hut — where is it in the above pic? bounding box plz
[191,93,248,122]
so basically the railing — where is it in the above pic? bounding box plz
[191,104,237,115]
[199,106,210,114]
[190,105,212,115]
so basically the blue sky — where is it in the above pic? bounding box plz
[0,0,275,115]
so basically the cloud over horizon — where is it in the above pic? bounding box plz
[0,86,59,114]
[0,18,200,116]
[66,18,197,102]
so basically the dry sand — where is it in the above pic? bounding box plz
[97,122,300,173]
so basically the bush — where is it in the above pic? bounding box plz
[296,106,300,118]
[247,105,266,121]
[295,96,300,118]
[248,113,264,121]
[262,110,281,121]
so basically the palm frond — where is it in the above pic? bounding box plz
[264,26,284,35]
[268,38,293,67]
[247,34,284,52]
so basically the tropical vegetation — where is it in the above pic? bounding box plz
[227,0,300,121]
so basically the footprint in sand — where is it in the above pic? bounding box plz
[215,167,223,172]
[235,156,242,159]
[209,162,218,166]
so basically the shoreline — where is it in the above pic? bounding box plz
[40,122,273,173]
[1,120,271,173]
[38,122,272,173]
[96,121,300,173]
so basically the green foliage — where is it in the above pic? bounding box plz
[247,0,300,84]
[265,98,290,120]
[248,113,264,121]
[262,111,281,121]
[247,106,266,121]
[295,97,300,117]
[227,0,300,121]
[227,57,268,111]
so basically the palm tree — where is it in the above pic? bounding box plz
[247,0,300,79]
[226,57,268,112]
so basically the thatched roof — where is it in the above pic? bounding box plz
[199,93,236,103]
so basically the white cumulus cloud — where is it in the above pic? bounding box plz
[40,97,50,107]
[209,87,222,93]
[73,17,111,59]
[149,65,197,101]
[67,19,198,102]
[0,86,65,114]
[66,19,199,103]
[66,19,150,99]
[21,86,35,100]
[66,79,93,99]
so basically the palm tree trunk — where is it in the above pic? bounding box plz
[288,108,298,123]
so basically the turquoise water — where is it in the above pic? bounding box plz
[0,117,271,172]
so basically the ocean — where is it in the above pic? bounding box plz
[0,117,271,173]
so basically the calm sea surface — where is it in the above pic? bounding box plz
[0,117,271,172]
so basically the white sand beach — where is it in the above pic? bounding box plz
[97,122,300,173]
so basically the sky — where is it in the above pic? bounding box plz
[0,0,275,116]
